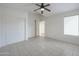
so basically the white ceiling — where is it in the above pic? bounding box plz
[0,3,79,16]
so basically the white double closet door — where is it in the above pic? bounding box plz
[0,8,26,47]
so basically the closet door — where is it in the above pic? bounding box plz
[0,9,2,47]
[0,8,7,47]
[7,18,24,44]
[0,7,27,47]
[5,9,25,45]
[1,8,25,46]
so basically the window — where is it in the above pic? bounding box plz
[64,15,78,36]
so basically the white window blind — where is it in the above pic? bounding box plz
[64,15,78,36]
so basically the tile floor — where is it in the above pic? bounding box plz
[0,37,79,56]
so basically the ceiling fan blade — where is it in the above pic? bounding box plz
[44,8,51,12]
[35,4,41,7]
[41,11,43,14]
[44,4,50,7]
[41,3,44,6]
[34,8,41,11]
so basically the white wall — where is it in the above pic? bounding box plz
[45,10,79,45]
[45,15,64,40]
[0,6,40,47]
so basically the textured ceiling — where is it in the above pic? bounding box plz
[0,3,79,16]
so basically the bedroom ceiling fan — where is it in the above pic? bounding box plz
[34,3,51,14]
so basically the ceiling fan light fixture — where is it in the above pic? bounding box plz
[34,3,51,14]
[41,8,44,11]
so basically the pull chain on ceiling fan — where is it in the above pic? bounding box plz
[34,3,51,14]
